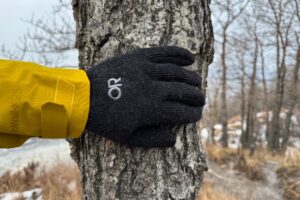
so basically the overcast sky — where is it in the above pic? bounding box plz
[0,0,78,66]
[0,0,59,48]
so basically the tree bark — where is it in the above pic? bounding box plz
[70,0,214,199]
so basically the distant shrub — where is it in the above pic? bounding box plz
[0,163,82,200]
[205,144,265,181]
[197,181,239,200]
[205,144,239,165]
[276,165,300,200]
[234,155,265,181]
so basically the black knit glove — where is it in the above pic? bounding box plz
[85,46,205,148]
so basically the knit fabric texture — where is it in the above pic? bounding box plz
[85,46,205,148]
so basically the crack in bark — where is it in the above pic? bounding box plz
[98,33,113,50]
[116,163,128,199]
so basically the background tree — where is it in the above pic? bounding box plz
[282,0,300,149]
[212,0,249,147]
[258,0,294,150]
[240,11,261,151]
[282,36,300,149]
[69,0,214,199]
[206,0,300,151]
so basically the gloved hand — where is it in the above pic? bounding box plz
[85,46,205,148]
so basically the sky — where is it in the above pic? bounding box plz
[0,0,58,48]
[0,0,78,66]
[0,0,281,74]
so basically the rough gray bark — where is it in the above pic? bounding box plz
[70,0,214,199]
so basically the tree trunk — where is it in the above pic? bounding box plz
[240,54,247,148]
[243,33,258,154]
[244,32,258,150]
[266,0,291,151]
[259,40,270,145]
[209,86,220,145]
[70,0,214,199]
[282,47,300,148]
[220,28,229,147]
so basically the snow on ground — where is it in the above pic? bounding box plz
[201,110,300,149]
[0,138,74,176]
[200,128,209,142]
[290,136,300,148]
[0,188,42,200]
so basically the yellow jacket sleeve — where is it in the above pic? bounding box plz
[0,133,30,148]
[0,59,90,148]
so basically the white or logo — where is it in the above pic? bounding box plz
[107,78,123,100]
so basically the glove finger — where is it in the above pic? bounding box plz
[133,46,194,66]
[127,127,176,148]
[160,82,205,107]
[146,63,201,86]
[159,102,203,126]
